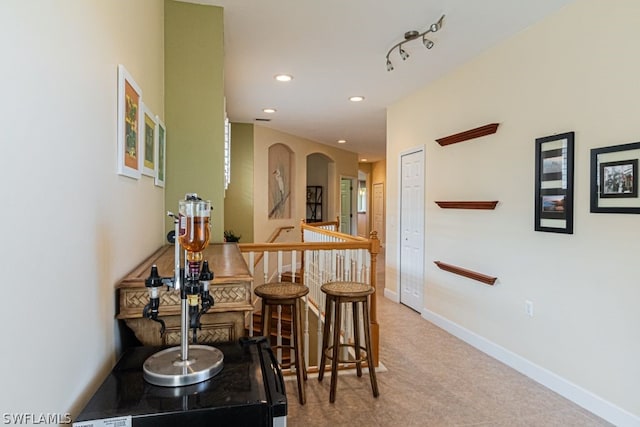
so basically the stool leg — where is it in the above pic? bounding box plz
[297,298,308,381]
[261,299,270,339]
[329,297,342,403]
[318,296,333,382]
[352,301,362,377]
[292,300,306,404]
[362,297,379,398]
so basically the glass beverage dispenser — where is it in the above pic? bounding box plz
[142,193,223,387]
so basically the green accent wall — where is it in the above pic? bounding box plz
[164,0,225,241]
[224,123,254,243]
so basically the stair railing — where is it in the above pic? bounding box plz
[300,216,340,237]
[238,220,380,373]
[301,223,380,368]
[243,225,295,343]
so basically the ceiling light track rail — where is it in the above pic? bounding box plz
[386,14,445,71]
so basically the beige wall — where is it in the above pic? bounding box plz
[0,0,165,418]
[164,1,225,241]
[253,126,358,242]
[224,123,254,242]
[371,160,386,244]
[386,0,639,422]
[371,160,386,188]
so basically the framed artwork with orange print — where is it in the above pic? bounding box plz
[117,64,143,179]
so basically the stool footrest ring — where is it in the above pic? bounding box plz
[324,343,368,364]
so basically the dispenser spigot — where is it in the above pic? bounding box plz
[199,260,215,315]
[143,265,166,336]
[200,260,213,281]
[189,260,215,342]
[146,265,163,286]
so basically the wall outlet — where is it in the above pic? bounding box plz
[525,300,534,317]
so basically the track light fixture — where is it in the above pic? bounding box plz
[423,38,434,49]
[385,14,444,71]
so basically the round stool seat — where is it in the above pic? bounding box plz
[321,281,374,298]
[255,282,309,300]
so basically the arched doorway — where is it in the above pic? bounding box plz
[306,153,333,223]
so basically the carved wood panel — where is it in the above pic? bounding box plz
[117,244,254,346]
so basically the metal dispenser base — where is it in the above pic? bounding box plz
[143,345,224,387]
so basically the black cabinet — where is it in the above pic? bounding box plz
[74,337,287,427]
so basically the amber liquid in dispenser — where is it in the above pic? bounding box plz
[179,216,210,261]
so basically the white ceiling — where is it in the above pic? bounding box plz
[191,0,575,162]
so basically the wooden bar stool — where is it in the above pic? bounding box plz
[254,282,309,404]
[318,281,379,403]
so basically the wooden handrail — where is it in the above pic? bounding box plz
[250,225,295,268]
[239,240,372,253]
[266,225,295,243]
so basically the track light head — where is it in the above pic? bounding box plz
[385,14,445,71]
[431,15,445,33]
[404,30,420,40]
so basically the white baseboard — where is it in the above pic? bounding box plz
[383,288,399,303]
[422,308,639,427]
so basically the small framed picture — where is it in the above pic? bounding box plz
[599,159,637,198]
[141,103,157,178]
[534,132,574,234]
[117,64,143,179]
[590,141,640,213]
[155,117,166,188]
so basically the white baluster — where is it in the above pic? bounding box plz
[331,249,337,282]
[277,250,283,282]
[263,251,269,284]
[345,250,351,281]
[291,250,297,283]
[351,252,357,282]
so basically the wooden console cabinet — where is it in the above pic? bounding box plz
[116,243,253,346]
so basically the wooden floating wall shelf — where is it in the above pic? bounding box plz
[436,123,500,146]
[434,261,497,286]
[435,201,498,210]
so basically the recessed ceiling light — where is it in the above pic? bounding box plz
[349,96,365,102]
[337,139,346,144]
[263,108,277,113]
[275,74,293,82]
[361,158,368,162]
